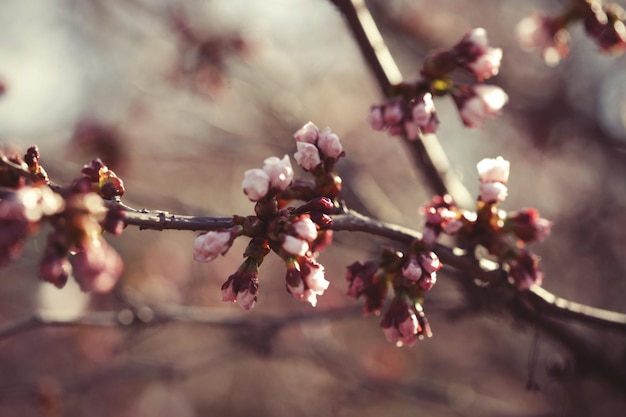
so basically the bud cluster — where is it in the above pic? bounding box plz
[517,0,626,66]
[196,123,342,310]
[346,243,442,347]
[419,157,552,291]
[367,27,508,136]
[1,149,126,293]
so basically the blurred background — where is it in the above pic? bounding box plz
[1,0,626,415]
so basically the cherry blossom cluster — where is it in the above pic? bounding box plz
[421,156,552,290]
[367,27,508,136]
[346,242,442,347]
[517,0,626,66]
[0,147,126,292]
[194,122,344,310]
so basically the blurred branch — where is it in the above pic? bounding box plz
[0,304,361,342]
[329,0,473,207]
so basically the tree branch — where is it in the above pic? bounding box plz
[329,0,474,208]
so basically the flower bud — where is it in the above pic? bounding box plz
[242,168,270,201]
[294,121,320,144]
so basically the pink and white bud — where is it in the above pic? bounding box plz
[477,156,510,184]
[467,27,489,49]
[402,258,422,281]
[303,260,329,294]
[318,127,343,159]
[479,181,508,203]
[419,273,437,291]
[397,315,419,346]
[467,47,503,80]
[294,121,320,144]
[367,106,385,130]
[412,93,436,126]
[457,85,508,128]
[302,289,319,307]
[294,142,321,171]
[263,155,294,191]
[13,186,65,222]
[383,101,404,125]
[419,251,442,274]
[293,216,318,242]
[442,219,464,234]
[242,168,270,201]
[516,14,569,66]
[236,289,257,310]
[71,240,123,293]
[221,280,237,302]
[282,235,309,256]
[193,230,232,263]
[404,120,421,140]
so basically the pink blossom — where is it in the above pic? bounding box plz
[456,85,508,128]
[263,155,294,191]
[509,251,543,290]
[193,230,232,263]
[402,258,422,281]
[236,289,257,310]
[294,121,320,144]
[242,168,270,201]
[282,235,309,256]
[293,216,318,242]
[346,261,387,315]
[467,47,503,80]
[220,265,259,309]
[419,273,437,291]
[404,121,421,140]
[380,297,420,347]
[479,181,508,203]
[477,156,510,184]
[294,142,321,171]
[456,28,503,80]
[318,127,343,159]
[516,14,570,66]
[221,280,237,302]
[412,93,436,126]
[419,252,442,274]
[302,260,329,294]
[367,106,385,130]
[383,101,404,125]
[71,240,123,293]
[508,208,552,244]
[442,219,464,235]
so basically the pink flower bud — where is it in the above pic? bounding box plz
[383,101,404,125]
[367,106,385,130]
[318,128,344,159]
[402,258,422,281]
[193,230,233,263]
[302,259,329,294]
[479,181,508,203]
[404,120,421,140]
[294,121,320,144]
[263,155,294,191]
[419,252,442,274]
[422,226,438,245]
[380,296,420,347]
[419,273,437,291]
[455,85,508,128]
[442,219,464,234]
[293,216,318,242]
[282,235,309,256]
[516,13,570,66]
[467,47,503,81]
[237,289,257,310]
[242,168,270,201]
[71,240,123,293]
[412,93,436,126]
[294,142,321,171]
[477,156,510,184]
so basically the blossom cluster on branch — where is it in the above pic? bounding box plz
[517,0,626,65]
[367,27,508,135]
